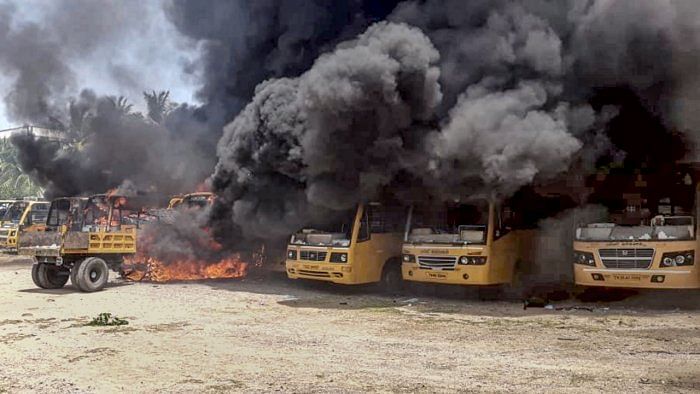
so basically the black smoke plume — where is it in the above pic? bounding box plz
[210,0,700,248]
[2,0,700,259]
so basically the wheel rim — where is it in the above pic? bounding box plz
[89,268,102,283]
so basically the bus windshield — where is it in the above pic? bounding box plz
[2,202,28,224]
[576,216,695,241]
[0,201,13,219]
[407,201,489,244]
[290,210,356,247]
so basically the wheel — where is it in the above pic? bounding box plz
[32,263,69,289]
[70,260,84,291]
[380,262,403,294]
[72,257,109,292]
[31,263,45,289]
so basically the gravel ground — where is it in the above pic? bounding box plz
[0,254,698,393]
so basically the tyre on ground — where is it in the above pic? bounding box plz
[380,260,404,294]
[71,257,109,292]
[31,263,69,289]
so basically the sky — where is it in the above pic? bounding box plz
[0,0,202,130]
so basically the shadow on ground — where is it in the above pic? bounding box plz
[18,281,133,295]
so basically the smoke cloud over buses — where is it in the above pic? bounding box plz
[0,0,699,256]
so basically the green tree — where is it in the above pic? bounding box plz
[0,138,43,199]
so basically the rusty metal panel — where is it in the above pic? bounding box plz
[64,231,89,249]
[17,232,62,256]
[18,232,61,248]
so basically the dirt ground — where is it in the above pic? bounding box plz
[0,255,698,393]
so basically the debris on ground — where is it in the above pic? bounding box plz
[85,313,129,327]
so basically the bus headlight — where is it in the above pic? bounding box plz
[330,253,348,263]
[661,251,694,267]
[402,254,415,263]
[459,256,487,265]
[573,251,595,266]
[287,250,297,260]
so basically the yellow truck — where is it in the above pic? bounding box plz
[401,199,536,291]
[0,200,49,253]
[285,203,406,289]
[573,181,700,290]
[18,194,141,292]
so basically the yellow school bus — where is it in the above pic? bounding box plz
[0,200,49,252]
[285,203,406,288]
[401,199,536,288]
[573,181,700,289]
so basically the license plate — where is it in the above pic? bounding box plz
[427,272,447,279]
[612,274,643,281]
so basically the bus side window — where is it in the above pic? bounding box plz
[367,204,406,234]
[369,204,385,233]
[357,208,371,242]
[495,206,513,239]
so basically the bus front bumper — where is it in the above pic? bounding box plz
[285,261,359,285]
[574,266,700,289]
[401,263,506,286]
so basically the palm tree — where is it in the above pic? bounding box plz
[108,96,133,116]
[0,138,43,198]
[144,90,171,124]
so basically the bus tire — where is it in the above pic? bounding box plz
[33,263,69,289]
[380,260,403,294]
[72,257,109,292]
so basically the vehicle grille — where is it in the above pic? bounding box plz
[418,256,457,270]
[598,248,654,269]
[299,250,327,262]
[297,269,331,278]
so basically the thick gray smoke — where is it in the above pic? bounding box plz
[211,0,700,247]
[0,0,214,198]
[529,205,608,284]
[11,90,215,198]
[3,0,700,258]
[211,22,441,241]
[165,0,401,131]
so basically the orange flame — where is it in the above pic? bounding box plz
[122,228,261,283]
[124,255,248,282]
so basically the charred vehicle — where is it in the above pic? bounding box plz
[0,200,49,253]
[168,192,214,209]
[19,194,147,292]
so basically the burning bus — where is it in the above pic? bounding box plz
[399,191,572,292]
[573,164,700,289]
[18,194,147,292]
[168,192,215,209]
[0,199,49,253]
[285,202,406,289]
[400,198,534,289]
